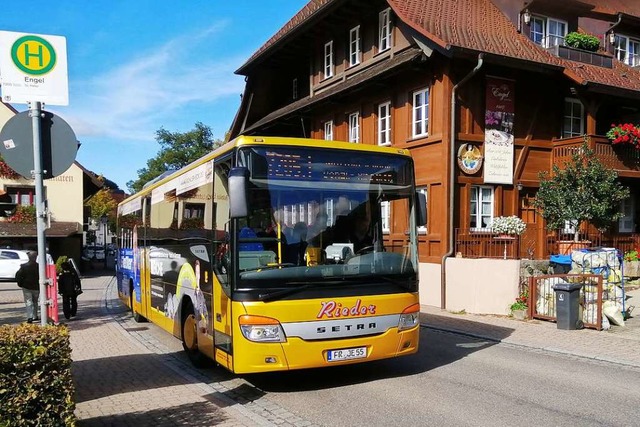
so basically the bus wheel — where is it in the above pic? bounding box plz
[181,302,209,368]
[129,287,146,323]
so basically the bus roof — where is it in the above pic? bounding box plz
[118,135,413,206]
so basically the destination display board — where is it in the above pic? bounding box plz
[244,148,411,186]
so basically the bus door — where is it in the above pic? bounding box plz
[212,159,234,370]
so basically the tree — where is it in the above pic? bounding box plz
[85,189,118,224]
[126,122,226,193]
[533,142,630,241]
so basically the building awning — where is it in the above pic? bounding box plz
[0,221,80,238]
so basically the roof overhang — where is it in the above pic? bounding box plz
[242,47,425,134]
[0,221,80,238]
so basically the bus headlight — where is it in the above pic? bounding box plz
[239,315,286,342]
[398,303,420,331]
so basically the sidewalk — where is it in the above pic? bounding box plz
[419,286,640,367]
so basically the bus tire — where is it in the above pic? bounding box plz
[181,300,209,368]
[129,283,146,323]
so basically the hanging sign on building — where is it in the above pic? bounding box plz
[0,31,69,106]
[483,76,515,184]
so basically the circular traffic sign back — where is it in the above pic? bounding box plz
[0,111,78,179]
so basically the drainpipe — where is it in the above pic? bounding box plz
[606,13,623,52]
[440,53,484,310]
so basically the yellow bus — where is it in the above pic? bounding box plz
[116,136,425,374]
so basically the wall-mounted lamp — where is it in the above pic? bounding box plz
[523,10,531,25]
[517,182,523,192]
[609,31,616,45]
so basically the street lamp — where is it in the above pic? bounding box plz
[100,214,108,270]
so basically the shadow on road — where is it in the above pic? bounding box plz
[77,400,230,427]
[246,320,513,392]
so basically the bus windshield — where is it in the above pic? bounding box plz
[233,146,418,298]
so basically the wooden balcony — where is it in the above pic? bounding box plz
[553,135,640,177]
[455,227,640,260]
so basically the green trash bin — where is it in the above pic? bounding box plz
[553,282,584,330]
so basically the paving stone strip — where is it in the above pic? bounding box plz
[70,274,320,427]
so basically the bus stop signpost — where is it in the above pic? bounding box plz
[0,30,73,326]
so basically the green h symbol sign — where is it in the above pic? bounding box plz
[11,35,57,75]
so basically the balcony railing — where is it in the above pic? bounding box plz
[542,36,613,68]
[553,135,640,175]
[455,227,640,260]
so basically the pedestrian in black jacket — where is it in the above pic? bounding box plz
[58,260,81,319]
[16,251,40,323]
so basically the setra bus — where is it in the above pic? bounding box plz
[116,135,426,374]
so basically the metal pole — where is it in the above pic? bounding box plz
[29,101,48,327]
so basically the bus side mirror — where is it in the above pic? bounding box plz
[229,167,249,218]
[416,191,427,227]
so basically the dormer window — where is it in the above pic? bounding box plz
[324,41,334,79]
[614,35,640,67]
[530,16,567,48]
[378,8,392,52]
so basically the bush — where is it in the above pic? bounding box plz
[565,32,600,52]
[0,324,76,426]
[55,256,69,275]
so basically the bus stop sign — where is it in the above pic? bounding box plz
[0,111,78,179]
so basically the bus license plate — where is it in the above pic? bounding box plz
[327,347,367,362]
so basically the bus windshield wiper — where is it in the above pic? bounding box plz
[240,263,295,273]
[378,275,415,291]
[257,282,313,301]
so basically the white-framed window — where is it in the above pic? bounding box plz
[470,186,494,230]
[377,101,391,146]
[292,78,298,100]
[348,112,360,143]
[417,186,427,234]
[324,120,334,141]
[615,35,640,67]
[562,97,584,138]
[378,8,392,52]
[349,26,361,67]
[619,198,635,233]
[530,16,567,48]
[412,87,429,138]
[324,41,334,79]
[381,200,390,233]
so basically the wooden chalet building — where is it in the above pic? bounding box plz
[228,0,640,311]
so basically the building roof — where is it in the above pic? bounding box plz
[242,47,425,134]
[0,221,80,238]
[237,0,640,97]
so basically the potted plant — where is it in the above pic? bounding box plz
[491,215,526,236]
[606,123,640,148]
[510,288,529,320]
[623,248,640,277]
[533,142,630,253]
[564,32,600,52]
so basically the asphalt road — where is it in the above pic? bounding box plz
[242,328,640,426]
[137,309,640,427]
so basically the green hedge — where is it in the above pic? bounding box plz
[0,324,75,426]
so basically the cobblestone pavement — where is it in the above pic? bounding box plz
[1,274,639,426]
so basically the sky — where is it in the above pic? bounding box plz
[0,0,308,191]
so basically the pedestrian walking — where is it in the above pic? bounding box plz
[58,260,82,319]
[15,251,40,323]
